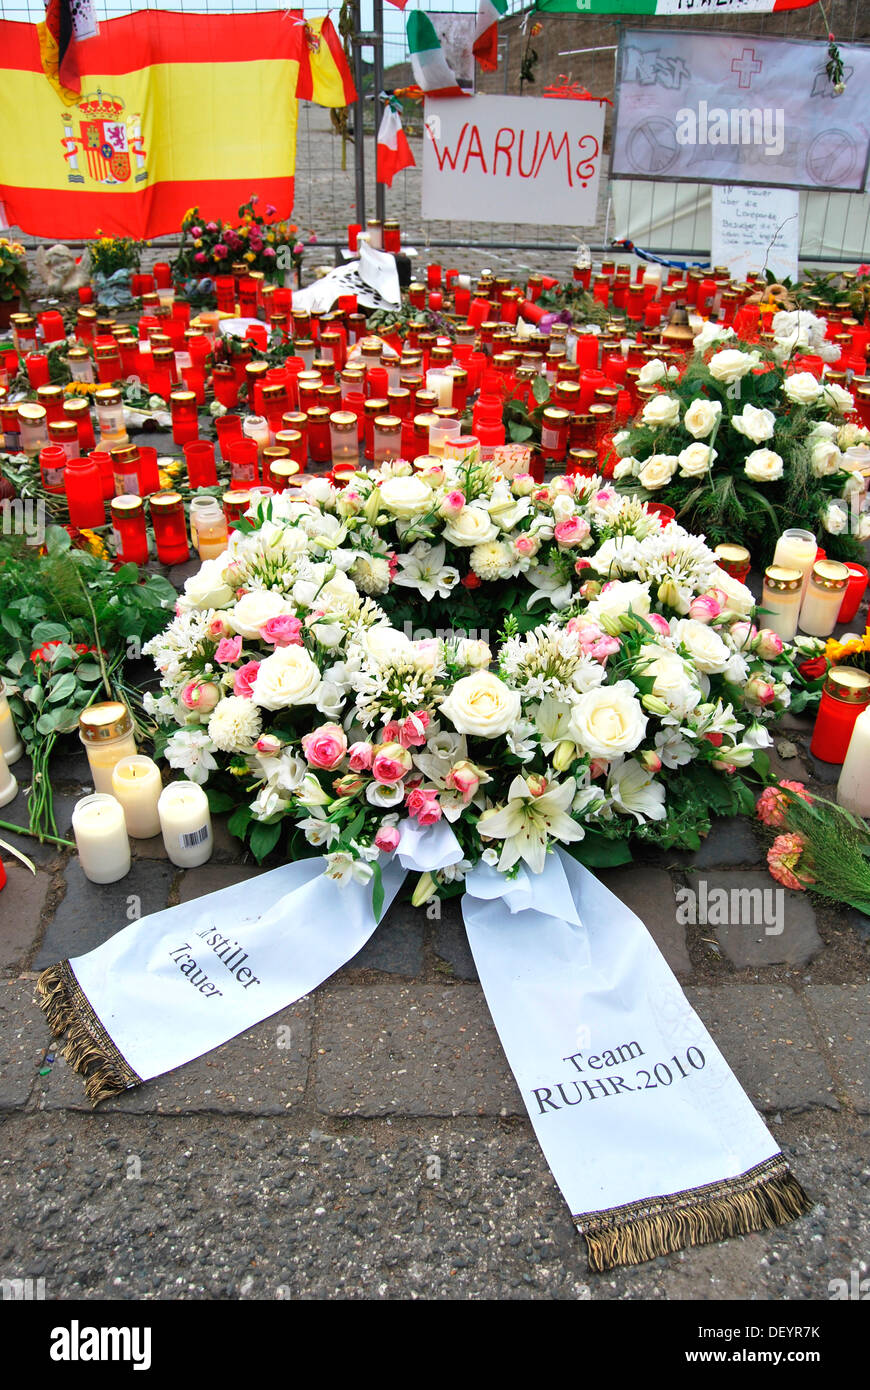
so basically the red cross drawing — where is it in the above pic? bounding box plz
[731,47,762,89]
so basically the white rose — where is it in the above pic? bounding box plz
[251,645,322,710]
[456,637,492,669]
[821,382,854,414]
[637,453,678,490]
[442,505,500,547]
[569,680,647,759]
[230,590,294,639]
[744,448,784,483]
[318,570,363,616]
[732,404,776,445]
[822,502,848,536]
[378,475,433,519]
[811,439,843,477]
[809,421,839,442]
[670,618,730,674]
[613,457,638,481]
[783,372,823,406]
[710,566,754,617]
[693,322,735,353]
[708,349,759,383]
[678,442,715,478]
[683,398,722,439]
[638,358,667,387]
[586,579,651,623]
[637,643,701,719]
[362,625,413,664]
[182,560,234,611]
[641,395,681,429]
[439,671,521,739]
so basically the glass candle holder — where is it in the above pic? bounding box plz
[274,428,306,468]
[18,403,49,456]
[428,416,462,458]
[150,491,190,565]
[773,527,817,600]
[540,407,571,463]
[372,415,402,465]
[838,563,869,624]
[39,444,67,493]
[72,793,131,884]
[111,443,141,497]
[213,363,239,409]
[223,491,252,525]
[68,346,96,384]
[64,456,106,529]
[79,702,137,795]
[170,389,199,446]
[191,497,229,560]
[46,419,79,464]
[110,496,149,565]
[810,667,870,764]
[158,780,214,868]
[94,387,127,448]
[0,752,17,809]
[799,560,850,637]
[307,407,331,464]
[94,342,121,384]
[714,544,751,584]
[0,679,24,764]
[215,413,243,462]
[270,459,301,492]
[183,440,218,489]
[761,566,803,643]
[329,411,359,470]
[228,436,259,486]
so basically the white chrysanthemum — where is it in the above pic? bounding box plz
[207,696,263,752]
[351,552,391,595]
[470,540,514,580]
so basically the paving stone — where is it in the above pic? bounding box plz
[806,752,841,785]
[314,983,522,1117]
[596,866,691,976]
[35,860,174,968]
[42,999,312,1115]
[685,870,822,968]
[686,986,836,1112]
[211,813,245,862]
[689,817,762,869]
[805,985,870,1114]
[846,907,870,940]
[347,900,424,977]
[129,832,168,861]
[431,899,478,980]
[167,559,201,589]
[0,867,53,972]
[775,709,815,734]
[177,862,265,904]
[0,980,51,1110]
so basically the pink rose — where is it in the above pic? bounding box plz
[640,750,663,773]
[207,615,230,640]
[405,787,442,825]
[592,488,617,507]
[445,760,480,804]
[574,558,593,575]
[256,734,282,755]
[206,222,218,233]
[215,635,243,665]
[190,225,203,238]
[647,613,671,638]
[233,660,261,699]
[194,252,207,265]
[514,534,539,558]
[374,825,401,853]
[688,594,722,624]
[756,628,784,660]
[180,680,220,713]
[440,490,465,518]
[301,723,348,771]
[745,675,776,706]
[214,243,228,259]
[398,710,430,748]
[333,773,365,796]
[589,636,620,662]
[589,758,609,780]
[371,743,412,784]
[730,621,757,650]
[348,741,374,772]
[260,614,303,647]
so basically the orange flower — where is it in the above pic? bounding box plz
[767,832,815,892]
[756,781,812,827]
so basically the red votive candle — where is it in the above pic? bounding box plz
[227,437,259,486]
[810,668,870,763]
[150,491,189,565]
[838,563,869,624]
[215,414,243,461]
[184,440,218,489]
[136,445,161,495]
[153,263,172,290]
[110,495,149,565]
[170,389,199,446]
[39,444,67,494]
[77,286,94,305]
[25,354,50,389]
[64,456,106,530]
[348,224,362,252]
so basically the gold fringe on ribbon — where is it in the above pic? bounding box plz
[36,961,141,1106]
[576,1155,812,1273]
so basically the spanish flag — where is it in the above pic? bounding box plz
[0,10,355,239]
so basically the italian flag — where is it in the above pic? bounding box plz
[376,105,415,187]
[533,0,816,12]
[473,0,507,73]
[406,11,467,97]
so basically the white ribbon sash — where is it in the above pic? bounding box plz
[38,829,808,1268]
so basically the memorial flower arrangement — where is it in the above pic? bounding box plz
[173,198,298,283]
[612,333,868,561]
[0,235,28,303]
[144,458,793,906]
[88,234,144,277]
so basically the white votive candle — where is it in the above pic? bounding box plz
[0,680,24,764]
[72,793,131,884]
[111,755,163,839]
[772,528,817,601]
[0,755,18,809]
[837,707,870,817]
[158,780,213,867]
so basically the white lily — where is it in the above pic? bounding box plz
[478,775,584,875]
[607,758,666,822]
[393,541,460,602]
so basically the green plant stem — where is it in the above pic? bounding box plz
[0,819,74,848]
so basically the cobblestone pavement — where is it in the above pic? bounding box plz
[1,488,868,1299]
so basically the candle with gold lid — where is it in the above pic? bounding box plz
[773,527,817,600]
[0,679,24,764]
[799,559,850,637]
[761,566,802,642]
[79,702,137,795]
[810,667,870,764]
[714,543,751,583]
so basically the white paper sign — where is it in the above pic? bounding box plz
[612,30,870,192]
[422,95,605,227]
[711,184,799,283]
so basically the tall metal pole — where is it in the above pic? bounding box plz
[372,0,386,223]
[352,0,366,227]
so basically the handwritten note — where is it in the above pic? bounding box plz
[711,185,799,283]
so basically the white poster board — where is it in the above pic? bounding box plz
[612,30,870,192]
[422,94,605,227]
[711,184,799,282]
